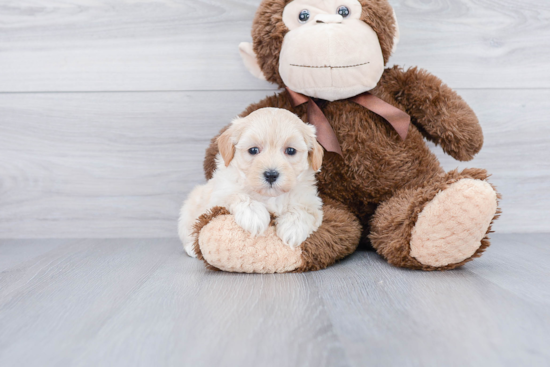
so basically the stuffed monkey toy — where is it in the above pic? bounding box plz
[190,0,500,273]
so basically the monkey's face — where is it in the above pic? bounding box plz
[279,0,384,101]
[239,0,400,102]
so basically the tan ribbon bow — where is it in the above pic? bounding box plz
[286,88,411,157]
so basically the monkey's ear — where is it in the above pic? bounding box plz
[217,129,235,167]
[239,42,267,80]
[391,8,400,53]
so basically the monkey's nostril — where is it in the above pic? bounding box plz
[314,14,343,24]
[264,170,279,184]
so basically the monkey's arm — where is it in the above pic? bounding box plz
[382,66,483,162]
[203,92,297,179]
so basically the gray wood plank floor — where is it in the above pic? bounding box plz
[1,234,549,367]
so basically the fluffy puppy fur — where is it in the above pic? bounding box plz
[178,108,324,257]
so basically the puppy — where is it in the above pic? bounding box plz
[178,107,324,257]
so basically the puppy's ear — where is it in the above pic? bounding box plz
[309,140,324,172]
[217,128,235,167]
[303,124,324,171]
[218,117,247,167]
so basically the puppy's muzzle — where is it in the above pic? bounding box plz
[264,170,280,184]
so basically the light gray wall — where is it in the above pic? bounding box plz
[0,0,549,238]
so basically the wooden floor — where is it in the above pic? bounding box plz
[0,234,548,366]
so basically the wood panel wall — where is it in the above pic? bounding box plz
[1,0,549,238]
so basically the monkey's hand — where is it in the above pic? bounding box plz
[383,66,483,162]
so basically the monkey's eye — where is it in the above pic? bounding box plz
[337,6,350,18]
[285,147,297,156]
[298,9,310,23]
[248,147,260,155]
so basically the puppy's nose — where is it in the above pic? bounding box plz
[264,170,279,184]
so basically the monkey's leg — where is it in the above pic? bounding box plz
[191,199,361,273]
[369,169,500,271]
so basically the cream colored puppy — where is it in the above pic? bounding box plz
[178,108,324,257]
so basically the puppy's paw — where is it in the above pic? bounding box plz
[184,242,197,258]
[233,201,271,236]
[276,212,318,248]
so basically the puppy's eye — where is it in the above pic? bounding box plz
[248,147,260,155]
[298,9,310,23]
[285,147,297,156]
[337,6,350,18]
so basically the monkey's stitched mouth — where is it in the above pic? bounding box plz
[289,62,369,69]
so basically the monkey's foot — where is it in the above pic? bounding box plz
[409,178,498,267]
[370,169,501,270]
[192,208,302,273]
[192,201,361,273]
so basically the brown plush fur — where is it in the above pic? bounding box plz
[296,197,362,272]
[197,0,499,272]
